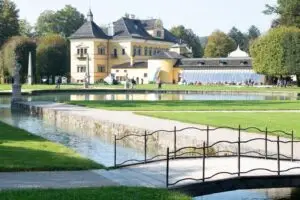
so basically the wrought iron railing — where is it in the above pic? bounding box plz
[113,125,296,168]
[166,134,300,188]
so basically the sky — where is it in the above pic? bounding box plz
[12,0,278,36]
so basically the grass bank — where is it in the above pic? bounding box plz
[0,121,103,172]
[68,100,300,111]
[136,112,299,137]
[0,187,191,200]
[1,83,300,93]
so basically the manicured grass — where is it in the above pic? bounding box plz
[0,121,103,172]
[0,187,191,200]
[68,100,300,111]
[1,83,300,93]
[136,112,299,137]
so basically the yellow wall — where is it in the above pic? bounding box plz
[70,38,175,84]
[148,59,176,83]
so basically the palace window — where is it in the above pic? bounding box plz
[122,49,126,55]
[113,48,118,57]
[77,48,88,55]
[137,46,141,56]
[133,46,137,56]
[98,46,106,55]
[149,48,152,56]
[77,65,86,73]
[97,65,106,73]
[144,47,148,56]
[144,73,148,78]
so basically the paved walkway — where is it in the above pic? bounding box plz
[1,158,300,190]
[0,171,118,190]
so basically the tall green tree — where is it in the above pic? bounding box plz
[19,19,33,37]
[264,0,300,27]
[204,30,236,57]
[170,25,203,58]
[250,26,300,86]
[35,5,85,37]
[0,0,19,47]
[36,34,68,78]
[0,36,36,82]
[248,25,261,41]
[228,27,248,51]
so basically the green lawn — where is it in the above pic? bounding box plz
[0,121,103,172]
[68,100,300,111]
[137,112,299,137]
[1,83,300,93]
[0,187,191,200]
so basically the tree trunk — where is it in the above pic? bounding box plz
[296,74,300,87]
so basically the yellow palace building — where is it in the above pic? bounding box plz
[70,10,264,85]
[69,10,189,84]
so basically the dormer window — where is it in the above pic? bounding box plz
[157,30,162,38]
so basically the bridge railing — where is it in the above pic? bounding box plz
[166,134,300,188]
[113,125,295,168]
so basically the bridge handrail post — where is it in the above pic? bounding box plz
[238,125,241,177]
[202,142,206,182]
[265,127,268,159]
[174,126,177,159]
[166,147,170,188]
[144,131,147,164]
[277,136,280,176]
[206,125,210,147]
[291,130,294,162]
[114,134,117,168]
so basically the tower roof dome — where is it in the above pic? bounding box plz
[228,45,249,58]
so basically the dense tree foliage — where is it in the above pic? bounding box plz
[264,0,300,28]
[35,5,85,37]
[204,30,236,57]
[228,27,248,51]
[0,36,36,83]
[19,19,33,37]
[248,25,261,41]
[0,0,19,47]
[36,34,68,78]
[170,25,203,58]
[250,26,300,86]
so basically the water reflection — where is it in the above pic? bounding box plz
[21,92,300,102]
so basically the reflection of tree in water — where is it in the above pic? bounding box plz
[288,188,300,200]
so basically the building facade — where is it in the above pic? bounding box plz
[69,10,179,84]
[70,11,264,85]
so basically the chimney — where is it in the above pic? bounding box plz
[108,23,114,36]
